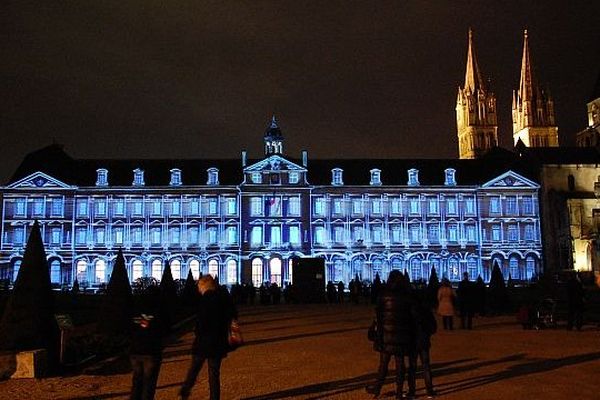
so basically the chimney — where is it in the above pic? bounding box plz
[241,150,247,167]
[302,150,308,167]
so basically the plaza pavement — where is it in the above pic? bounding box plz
[0,303,598,399]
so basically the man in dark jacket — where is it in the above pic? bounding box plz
[130,285,167,400]
[366,270,418,399]
[457,272,475,329]
[415,299,437,398]
[179,276,238,400]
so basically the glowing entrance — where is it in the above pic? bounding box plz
[269,258,282,286]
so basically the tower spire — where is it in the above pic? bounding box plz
[263,114,284,155]
[519,29,535,103]
[464,28,484,92]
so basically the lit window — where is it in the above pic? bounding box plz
[14,198,26,216]
[96,169,108,186]
[188,227,199,244]
[151,227,161,244]
[391,226,402,243]
[250,197,263,216]
[252,258,263,286]
[114,227,124,244]
[76,227,86,244]
[407,169,420,186]
[207,198,218,215]
[33,198,44,216]
[270,226,281,246]
[171,200,181,216]
[95,200,107,216]
[151,259,162,280]
[51,198,63,216]
[77,200,88,216]
[251,172,262,184]
[524,224,535,241]
[466,225,476,242]
[332,168,343,186]
[410,224,421,243]
[133,168,145,186]
[492,225,501,241]
[13,227,25,244]
[152,201,161,215]
[190,199,200,215]
[490,197,501,214]
[169,169,182,186]
[289,226,301,245]
[506,196,517,214]
[390,198,401,215]
[409,198,420,214]
[410,258,422,280]
[289,171,300,184]
[314,198,326,216]
[251,226,262,246]
[444,168,456,186]
[189,260,200,279]
[288,197,301,216]
[170,260,181,280]
[372,226,383,243]
[268,197,282,216]
[50,260,61,284]
[446,197,457,215]
[227,259,237,284]
[227,226,237,245]
[526,257,536,280]
[508,225,518,241]
[114,200,125,215]
[467,258,478,279]
[170,226,181,244]
[95,227,105,244]
[353,226,364,242]
[76,260,87,283]
[269,258,282,286]
[226,198,237,215]
[132,227,142,244]
[207,168,219,185]
[522,197,533,214]
[315,226,326,244]
[333,199,343,215]
[334,226,344,243]
[51,227,61,244]
[370,169,382,186]
[509,257,519,279]
[428,224,439,242]
[465,197,475,215]
[428,197,439,214]
[133,201,143,216]
[352,199,363,214]
[207,227,217,244]
[372,199,382,214]
[132,260,144,281]
[95,259,106,283]
[448,224,458,242]
[208,259,219,278]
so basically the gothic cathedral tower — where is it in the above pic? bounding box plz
[512,30,559,147]
[456,29,498,159]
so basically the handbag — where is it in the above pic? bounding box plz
[367,319,378,342]
[228,319,244,350]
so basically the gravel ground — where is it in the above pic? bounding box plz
[0,303,598,399]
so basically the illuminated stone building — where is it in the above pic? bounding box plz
[0,119,543,288]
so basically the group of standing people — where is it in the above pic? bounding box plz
[367,270,437,399]
[437,272,485,331]
[129,274,238,400]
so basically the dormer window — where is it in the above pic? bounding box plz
[332,168,343,186]
[444,168,457,186]
[251,172,262,184]
[133,168,145,186]
[407,169,419,186]
[170,169,182,186]
[207,168,219,186]
[370,169,382,186]
[96,168,108,186]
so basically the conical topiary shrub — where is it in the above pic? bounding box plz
[0,221,59,360]
[488,261,509,314]
[181,269,198,309]
[96,249,133,337]
[404,269,410,283]
[427,266,440,307]
[160,260,178,328]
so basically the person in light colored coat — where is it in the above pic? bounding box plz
[437,279,455,330]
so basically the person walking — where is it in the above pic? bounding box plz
[366,270,418,399]
[437,278,455,330]
[415,299,437,398]
[129,286,167,400]
[457,272,475,329]
[179,275,238,400]
[567,273,585,331]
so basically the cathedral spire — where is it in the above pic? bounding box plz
[512,30,559,147]
[264,114,284,155]
[464,28,484,93]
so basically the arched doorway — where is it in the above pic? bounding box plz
[226,259,237,284]
[132,259,144,281]
[95,259,107,284]
[269,258,282,286]
[251,257,263,286]
[189,259,200,279]
[151,259,162,280]
[170,259,181,280]
[208,259,219,279]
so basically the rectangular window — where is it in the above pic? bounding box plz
[170,227,181,244]
[226,198,237,215]
[315,227,326,244]
[390,198,401,215]
[114,228,124,244]
[466,225,476,242]
[391,226,402,243]
[428,224,439,242]
[372,226,383,243]
[270,226,281,246]
[14,198,26,216]
[289,171,300,184]
[352,199,363,214]
[448,224,458,242]
[33,198,44,216]
[133,201,143,216]
[288,197,301,216]
[251,226,262,246]
[208,227,217,244]
[188,227,199,244]
[428,198,439,215]
[334,226,344,243]
[51,198,63,216]
[524,224,535,241]
[95,227,105,244]
[489,197,501,214]
[251,197,263,216]
[114,200,125,216]
[508,225,518,241]
[51,228,61,244]
[132,227,142,244]
[289,226,301,244]
[409,198,420,214]
[465,197,475,215]
[372,199,382,215]
[151,228,161,244]
[76,227,86,244]
[208,199,218,215]
[227,227,237,244]
[522,197,533,214]
[13,227,25,244]
[251,172,262,184]
[152,201,161,215]
[506,196,517,215]
[190,199,200,215]
[353,226,364,242]
[410,225,421,243]
[492,225,501,241]
[446,198,457,215]
[77,200,88,216]
[333,199,343,215]
[314,198,326,216]
[171,200,181,216]
[268,197,282,216]
[95,200,107,217]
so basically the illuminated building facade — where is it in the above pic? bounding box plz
[0,119,544,288]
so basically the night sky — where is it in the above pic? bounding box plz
[1,1,599,183]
